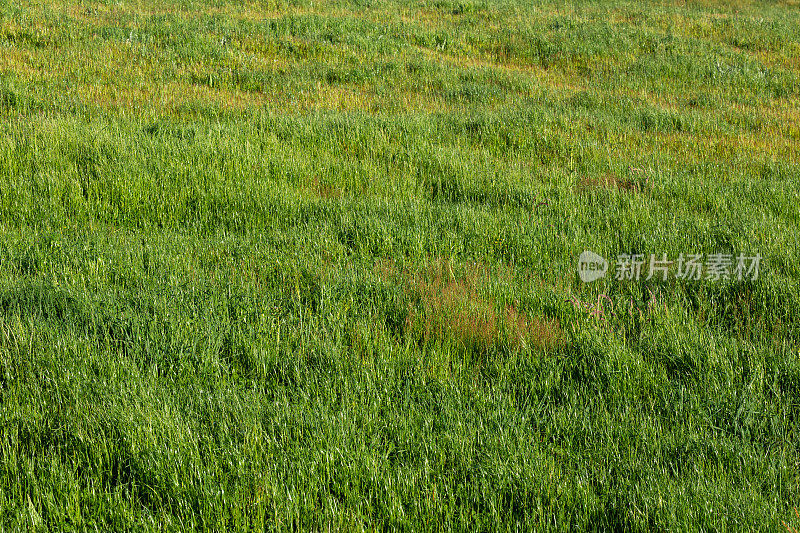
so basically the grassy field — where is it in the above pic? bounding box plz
[1,0,799,529]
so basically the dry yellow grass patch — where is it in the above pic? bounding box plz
[204,2,321,22]
[613,88,686,114]
[642,128,800,167]
[393,87,456,113]
[68,80,265,114]
[411,44,587,98]
[33,0,325,20]
[399,8,462,27]
[753,45,800,72]
[705,134,800,163]
[0,48,42,80]
[680,0,753,11]
[163,81,269,112]
[758,99,800,139]
[62,2,117,26]
[235,35,284,58]
[309,83,372,112]
[73,84,140,110]
[0,17,56,48]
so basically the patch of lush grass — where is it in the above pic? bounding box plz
[0,0,799,530]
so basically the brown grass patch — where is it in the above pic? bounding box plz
[375,258,566,355]
[305,175,341,199]
[503,304,566,352]
[576,170,646,194]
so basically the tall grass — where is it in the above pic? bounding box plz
[0,0,799,530]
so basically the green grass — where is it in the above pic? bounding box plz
[0,0,799,530]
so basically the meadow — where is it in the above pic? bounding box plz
[0,0,799,529]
